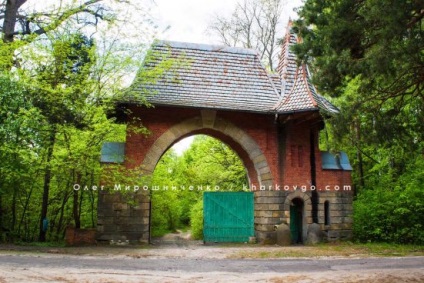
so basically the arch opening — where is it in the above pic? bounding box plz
[141,116,273,188]
[149,134,249,241]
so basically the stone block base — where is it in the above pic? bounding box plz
[97,190,150,244]
[254,190,353,244]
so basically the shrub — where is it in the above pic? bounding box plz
[353,157,424,244]
[190,200,203,240]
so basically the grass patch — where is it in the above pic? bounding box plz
[357,242,424,256]
[229,242,424,259]
[14,241,66,248]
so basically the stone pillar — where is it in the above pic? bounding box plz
[97,190,150,244]
[254,190,286,244]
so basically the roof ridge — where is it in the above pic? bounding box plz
[154,39,259,56]
[273,65,302,110]
[301,65,318,107]
[264,71,283,100]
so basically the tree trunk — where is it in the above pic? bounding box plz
[78,184,84,227]
[56,188,71,241]
[18,185,33,237]
[0,193,3,238]
[355,120,365,191]
[73,173,81,229]
[11,188,16,231]
[1,0,27,69]
[38,128,56,242]
[2,0,21,43]
[12,125,21,232]
[89,172,96,227]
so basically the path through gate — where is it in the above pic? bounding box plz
[203,192,254,242]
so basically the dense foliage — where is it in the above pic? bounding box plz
[296,0,424,244]
[150,135,248,239]
[0,69,126,242]
[353,156,424,244]
[0,0,164,242]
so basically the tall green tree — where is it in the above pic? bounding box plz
[295,0,424,243]
[0,0,158,73]
[0,0,168,243]
[27,32,96,241]
[181,135,248,190]
[0,74,41,240]
[294,0,423,98]
[294,0,424,188]
[0,33,131,242]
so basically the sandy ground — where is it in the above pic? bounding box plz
[1,266,423,283]
[0,232,423,282]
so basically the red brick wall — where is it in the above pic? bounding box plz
[316,169,353,192]
[124,106,281,187]
[281,121,313,188]
[277,120,352,192]
[124,106,200,168]
[65,226,97,246]
[122,106,351,192]
[218,111,280,185]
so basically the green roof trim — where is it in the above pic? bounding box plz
[100,142,125,164]
[321,151,352,171]
[339,152,353,171]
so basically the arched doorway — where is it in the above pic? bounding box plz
[149,134,249,243]
[290,198,304,244]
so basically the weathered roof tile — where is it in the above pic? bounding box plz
[275,22,339,114]
[123,24,338,115]
[124,40,279,113]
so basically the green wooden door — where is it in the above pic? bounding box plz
[290,199,303,244]
[203,192,254,242]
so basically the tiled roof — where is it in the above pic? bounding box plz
[274,23,339,114]
[123,24,338,115]
[125,41,280,113]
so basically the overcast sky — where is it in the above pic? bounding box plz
[152,0,304,44]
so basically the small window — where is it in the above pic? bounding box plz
[298,145,304,167]
[324,201,330,225]
[291,145,297,167]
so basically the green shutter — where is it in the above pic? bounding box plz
[100,142,125,163]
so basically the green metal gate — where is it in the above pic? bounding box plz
[203,192,254,242]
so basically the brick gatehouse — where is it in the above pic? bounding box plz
[97,23,353,244]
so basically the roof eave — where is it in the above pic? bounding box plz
[276,107,320,115]
[116,100,277,115]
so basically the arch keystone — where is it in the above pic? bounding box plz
[201,109,217,128]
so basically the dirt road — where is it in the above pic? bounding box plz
[0,243,423,282]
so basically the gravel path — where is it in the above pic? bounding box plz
[0,244,423,282]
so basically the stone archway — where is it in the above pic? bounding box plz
[140,110,274,188]
[97,110,276,244]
